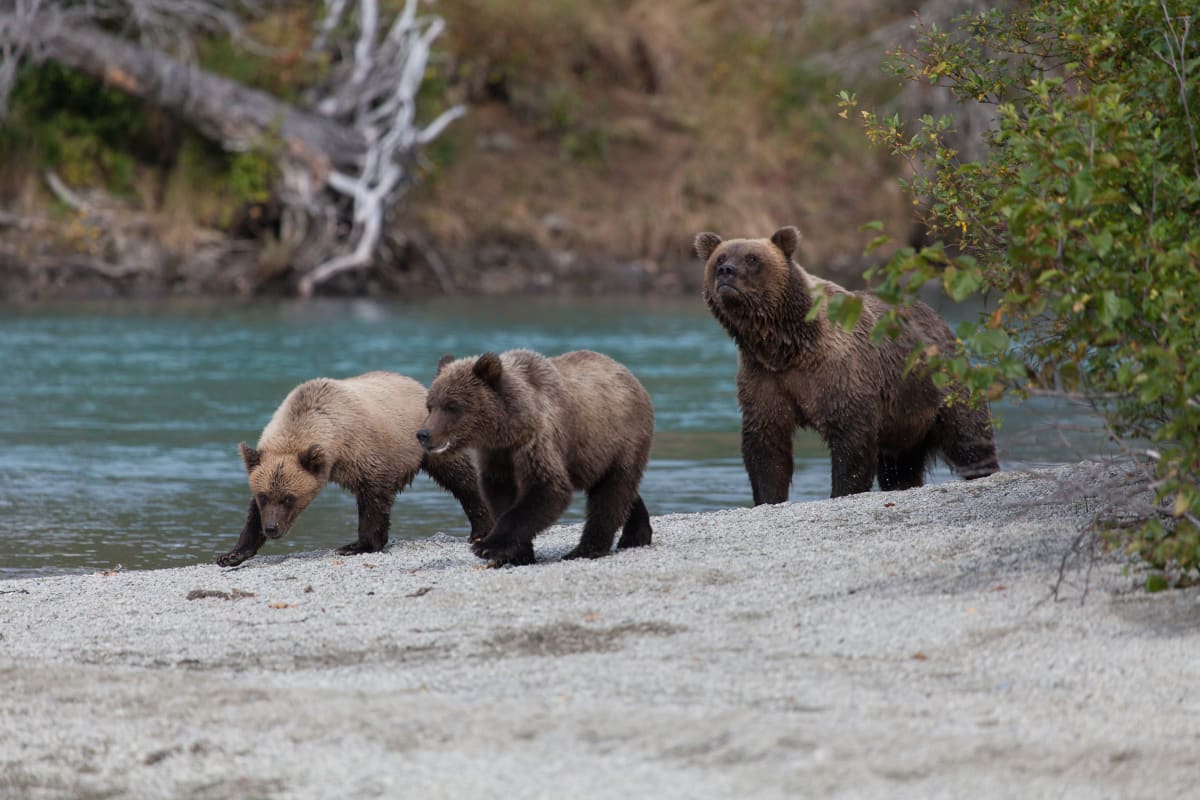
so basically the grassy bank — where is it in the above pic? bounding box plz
[0,0,926,299]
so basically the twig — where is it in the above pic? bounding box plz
[0,210,52,230]
[43,169,89,211]
[1052,523,1099,605]
[407,230,456,294]
[1154,2,1199,181]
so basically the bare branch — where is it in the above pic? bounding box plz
[44,169,89,211]
[298,0,464,295]
[0,0,48,115]
[1154,2,1199,181]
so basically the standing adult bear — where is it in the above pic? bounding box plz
[216,372,492,567]
[695,225,999,504]
[416,349,654,567]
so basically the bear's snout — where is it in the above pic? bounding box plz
[716,260,737,280]
[262,520,281,538]
[416,427,454,455]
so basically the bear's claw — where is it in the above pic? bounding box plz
[473,537,535,567]
[216,550,251,568]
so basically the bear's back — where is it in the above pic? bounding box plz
[550,350,651,424]
[261,372,426,472]
[548,350,654,479]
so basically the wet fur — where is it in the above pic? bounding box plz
[697,226,998,503]
[419,349,654,566]
[217,372,490,567]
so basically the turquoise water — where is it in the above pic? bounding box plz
[0,297,1107,578]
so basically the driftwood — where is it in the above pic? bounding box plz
[0,0,463,296]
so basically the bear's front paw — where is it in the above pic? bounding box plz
[216,550,251,568]
[473,535,535,567]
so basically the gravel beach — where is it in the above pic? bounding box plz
[2,462,1198,799]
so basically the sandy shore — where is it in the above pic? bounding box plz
[2,462,1198,799]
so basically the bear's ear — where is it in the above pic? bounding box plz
[473,352,503,388]
[694,232,722,261]
[770,226,801,259]
[239,443,261,474]
[436,354,456,377]
[298,444,325,476]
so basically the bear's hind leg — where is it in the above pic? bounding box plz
[938,404,1000,480]
[877,446,929,491]
[616,495,652,550]
[828,430,878,498]
[337,489,394,556]
[565,469,640,560]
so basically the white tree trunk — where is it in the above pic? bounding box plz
[297,0,464,296]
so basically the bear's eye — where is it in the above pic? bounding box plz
[256,493,267,505]
[443,401,461,414]
[744,254,760,267]
[283,495,295,508]
[715,253,727,265]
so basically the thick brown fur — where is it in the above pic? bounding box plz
[417,349,654,566]
[696,226,998,503]
[216,371,491,567]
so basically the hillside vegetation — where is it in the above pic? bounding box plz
[0,0,946,299]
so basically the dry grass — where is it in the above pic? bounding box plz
[1,0,927,295]
[403,0,920,288]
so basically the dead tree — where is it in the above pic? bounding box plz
[0,0,463,296]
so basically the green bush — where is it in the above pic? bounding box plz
[4,62,149,196]
[4,60,279,226]
[841,1,1200,587]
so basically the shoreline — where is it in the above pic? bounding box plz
[3,462,1198,798]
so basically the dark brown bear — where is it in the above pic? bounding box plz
[695,225,998,503]
[417,349,654,567]
[216,371,491,567]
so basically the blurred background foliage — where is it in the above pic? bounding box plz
[0,0,935,296]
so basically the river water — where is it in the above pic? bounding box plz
[0,296,1109,579]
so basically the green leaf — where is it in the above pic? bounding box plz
[1097,290,1122,326]
[865,234,891,255]
[1088,230,1114,258]
[1068,172,1093,206]
[943,264,984,302]
[805,292,827,322]
[828,294,864,332]
[973,328,1010,356]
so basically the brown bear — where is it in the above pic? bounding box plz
[695,225,998,503]
[416,349,654,567]
[216,371,491,567]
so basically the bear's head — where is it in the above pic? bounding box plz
[417,352,509,455]
[695,226,801,318]
[240,442,328,540]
